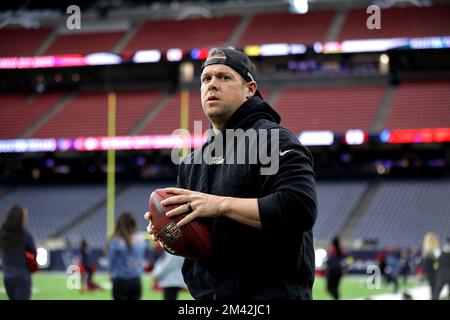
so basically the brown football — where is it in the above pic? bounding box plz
[147,188,213,260]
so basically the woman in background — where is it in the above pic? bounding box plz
[106,212,148,300]
[0,205,37,300]
[422,232,440,299]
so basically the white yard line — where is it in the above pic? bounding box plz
[360,285,449,300]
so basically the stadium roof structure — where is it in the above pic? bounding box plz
[0,0,449,35]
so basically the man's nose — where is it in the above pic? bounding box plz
[207,77,219,90]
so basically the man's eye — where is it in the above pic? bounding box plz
[221,75,230,80]
[202,77,210,83]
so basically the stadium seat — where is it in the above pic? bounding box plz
[338,5,450,40]
[31,90,161,138]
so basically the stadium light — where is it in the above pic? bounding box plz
[260,44,290,56]
[86,53,122,65]
[380,53,389,64]
[379,129,391,143]
[409,36,450,49]
[244,45,260,57]
[379,53,390,74]
[1,128,449,153]
[71,73,80,82]
[190,48,209,60]
[167,48,183,62]
[312,42,323,54]
[133,50,161,63]
[245,44,307,57]
[290,44,307,55]
[180,62,194,82]
[289,0,309,14]
[345,129,366,145]
[299,131,334,146]
[0,139,56,153]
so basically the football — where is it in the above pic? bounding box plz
[147,188,214,260]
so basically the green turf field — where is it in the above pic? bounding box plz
[0,272,422,300]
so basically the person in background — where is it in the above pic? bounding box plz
[79,238,101,292]
[422,232,440,299]
[410,245,422,281]
[0,205,37,300]
[385,248,403,293]
[377,247,387,284]
[325,236,346,300]
[106,212,148,300]
[399,247,411,285]
[144,240,164,292]
[152,248,187,300]
[432,236,450,300]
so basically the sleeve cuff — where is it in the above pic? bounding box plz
[257,193,281,236]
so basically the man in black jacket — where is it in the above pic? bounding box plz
[145,48,317,300]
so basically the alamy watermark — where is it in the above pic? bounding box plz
[367,0,423,30]
[366,264,382,289]
[366,5,381,30]
[66,5,81,30]
[66,264,81,290]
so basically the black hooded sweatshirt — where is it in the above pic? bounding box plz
[178,96,317,300]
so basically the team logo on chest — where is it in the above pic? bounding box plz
[206,157,224,165]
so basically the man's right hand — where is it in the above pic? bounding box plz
[144,211,177,254]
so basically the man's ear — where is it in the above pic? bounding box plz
[246,81,257,99]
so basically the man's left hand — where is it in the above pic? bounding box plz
[161,187,225,228]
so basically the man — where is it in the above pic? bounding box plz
[145,48,317,300]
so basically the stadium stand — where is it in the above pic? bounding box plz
[384,80,450,129]
[31,90,161,138]
[351,179,450,248]
[138,92,207,135]
[338,5,450,40]
[275,85,385,133]
[3,179,447,250]
[0,185,106,240]
[9,79,449,139]
[0,179,442,249]
[122,16,241,53]
[313,180,369,240]
[138,89,271,135]
[0,92,63,139]
[0,27,52,57]
[9,181,371,248]
[238,11,336,47]
[44,31,126,55]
